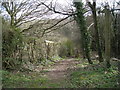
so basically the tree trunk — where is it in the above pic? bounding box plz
[74,1,93,64]
[104,7,111,68]
[88,2,103,62]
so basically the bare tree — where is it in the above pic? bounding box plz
[86,0,103,62]
[104,5,112,68]
[1,0,50,31]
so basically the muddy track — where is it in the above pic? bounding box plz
[41,58,80,87]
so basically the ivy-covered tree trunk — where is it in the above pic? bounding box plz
[74,1,93,64]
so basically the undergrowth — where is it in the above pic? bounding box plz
[69,65,119,88]
[1,70,47,88]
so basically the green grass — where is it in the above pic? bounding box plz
[1,59,119,88]
[69,66,119,88]
[40,79,70,88]
[1,70,48,88]
[41,82,62,88]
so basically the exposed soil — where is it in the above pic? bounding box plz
[41,58,80,88]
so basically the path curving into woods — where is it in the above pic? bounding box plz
[41,58,80,88]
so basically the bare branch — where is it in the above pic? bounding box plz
[41,2,75,16]
[41,16,71,37]
[44,19,74,35]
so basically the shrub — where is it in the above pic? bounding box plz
[2,20,23,70]
[59,40,74,58]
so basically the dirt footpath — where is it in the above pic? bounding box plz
[41,59,80,88]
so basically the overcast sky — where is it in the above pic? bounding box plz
[43,0,120,18]
[16,0,119,6]
[54,0,119,7]
[1,0,119,19]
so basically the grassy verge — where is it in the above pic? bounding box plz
[1,70,48,88]
[69,62,119,88]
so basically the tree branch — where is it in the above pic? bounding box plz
[41,2,76,16]
[41,16,71,37]
[44,19,74,35]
